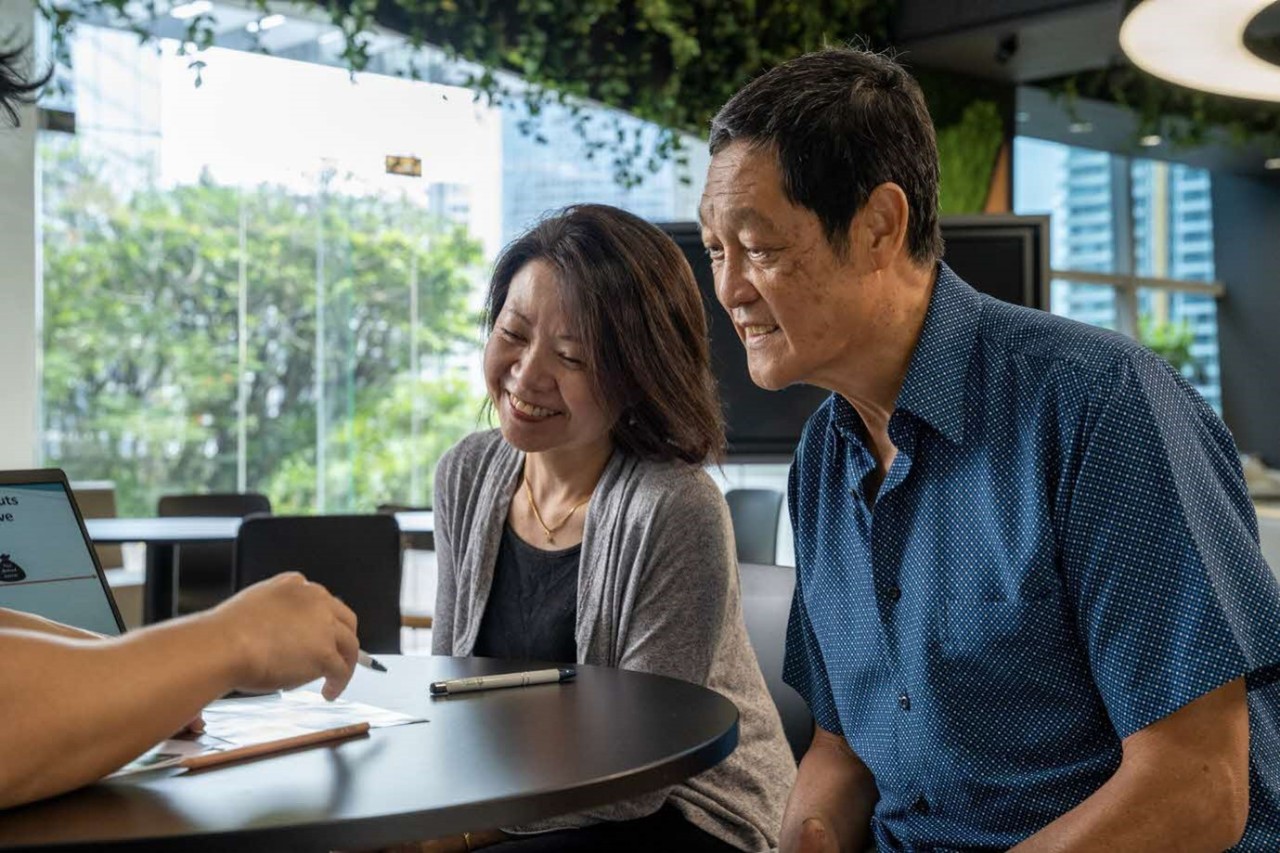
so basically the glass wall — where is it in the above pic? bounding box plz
[38,21,706,516]
[1014,137,1222,410]
[1131,160,1220,406]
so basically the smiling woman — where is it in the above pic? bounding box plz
[483,259,617,470]
[484,204,724,467]
[428,204,796,852]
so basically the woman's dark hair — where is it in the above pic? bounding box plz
[710,47,943,265]
[486,204,725,465]
[0,37,51,128]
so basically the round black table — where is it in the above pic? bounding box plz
[85,513,434,623]
[0,656,739,852]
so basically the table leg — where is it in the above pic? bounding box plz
[143,543,180,624]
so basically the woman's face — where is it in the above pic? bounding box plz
[484,259,616,456]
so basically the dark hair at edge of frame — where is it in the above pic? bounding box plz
[484,204,726,465]
[708,46,944,266]
[0,35,52,128]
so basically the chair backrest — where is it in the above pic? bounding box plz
[725,488,784,565]
[159,493,272,518]
[1259,513,1280,583]
[234,514,403,654]
[376,503,434,551]
[70,481,123,570]
[739,561,813,762]
[159,492,272,615]
[375,503,430,514]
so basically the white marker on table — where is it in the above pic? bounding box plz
[429,667,576,696]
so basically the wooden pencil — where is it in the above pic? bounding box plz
[181,721,371,771]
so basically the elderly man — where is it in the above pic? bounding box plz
[700,47,1280,852]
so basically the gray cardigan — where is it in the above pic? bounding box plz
[433,430,795,851]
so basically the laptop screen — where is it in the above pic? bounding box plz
[0,477,125,636]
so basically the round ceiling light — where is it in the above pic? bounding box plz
[1120,0,1280,102]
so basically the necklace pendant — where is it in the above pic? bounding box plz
[546,532,555,544]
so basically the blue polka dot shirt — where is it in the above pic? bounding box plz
[784,263,1280,851]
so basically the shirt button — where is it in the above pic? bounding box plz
[886,586,901,602]
[898,692,911,711]
[912,794,930,814]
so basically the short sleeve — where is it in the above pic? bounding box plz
[1060,350,1280,739]
[782,459,845,737]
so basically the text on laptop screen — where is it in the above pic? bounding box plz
[0,482,122,635]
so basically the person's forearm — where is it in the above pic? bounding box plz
[1013,742,1244,850]
[1012,776,1239,852]
[1013,679,1249,853]
[0,607,105,640]
[1010,752,1246,852]
[0,613,240,809]
[780,730,878,852]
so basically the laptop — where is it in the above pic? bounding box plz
[0,469,127,636]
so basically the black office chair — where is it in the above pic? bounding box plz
[71,481,124,571]
[739,561,814,762]
[234,514,403,654]
[376,503,434,632]
[376,503,434,552]
[725,489,784,565]
[158,492,272,615]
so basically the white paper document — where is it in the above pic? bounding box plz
[110,690,423,777]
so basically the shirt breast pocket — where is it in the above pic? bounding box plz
[939,593,1077,682]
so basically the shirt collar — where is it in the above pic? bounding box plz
[893,262,981,446]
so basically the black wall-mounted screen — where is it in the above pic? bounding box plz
[661,214,1049,458]
[939,215,1050,312]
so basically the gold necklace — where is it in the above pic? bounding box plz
[523,477,591,544]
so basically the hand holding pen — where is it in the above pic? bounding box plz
[212,573,366,700]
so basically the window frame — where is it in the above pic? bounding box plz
[1045,147,1225,342]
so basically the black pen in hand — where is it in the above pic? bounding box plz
[357,651,387,672]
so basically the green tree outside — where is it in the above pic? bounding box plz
[40,141,487,516]
[1138,315,1200,381]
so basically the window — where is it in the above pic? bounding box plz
[38,18,706,515]
[1014,137,1222,411]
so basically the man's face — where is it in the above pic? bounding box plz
[699,141,886,392]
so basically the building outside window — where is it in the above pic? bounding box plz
[1014,137,1222,411]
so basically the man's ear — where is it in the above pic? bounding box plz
[859,183,910,271]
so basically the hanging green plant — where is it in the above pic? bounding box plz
[1044,64,1280,155]
[315,0,898,190]
[380,1,892,132]
[35,0,897,187]
[934,100,1004,214]
[34,0,1005,203]
[914,68,1009,214]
